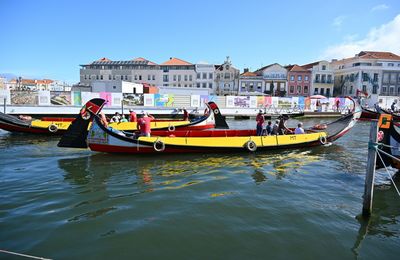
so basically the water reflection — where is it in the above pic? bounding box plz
[352,176,400,257]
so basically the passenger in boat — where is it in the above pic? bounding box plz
[271,120,279,135]
[256,110,265,136]
[183,107,189,121]
[278,115,292,135]
[129,109,137,122]
[18,115,32,121]
[137,112,155,137]
[294,122,305,134]
[120,115,128,122]
[265,121,272,135]
[110,112,121,123]
[391,100,397,112]
[204,107,210,117]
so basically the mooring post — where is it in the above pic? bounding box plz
[362,120,378,217]
[3,97,6,113]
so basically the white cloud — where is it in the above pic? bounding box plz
[371,4,389,12]
[321,14,400,60]
[332,16,345,29]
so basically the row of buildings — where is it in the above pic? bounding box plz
[1,77,71,91]
[77,51,400,102]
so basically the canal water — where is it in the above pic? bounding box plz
[0,119,399,260]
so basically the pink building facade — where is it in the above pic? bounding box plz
[286,65,311,96]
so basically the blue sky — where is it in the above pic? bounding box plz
[0,0,399,83]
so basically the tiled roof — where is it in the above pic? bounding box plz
[132,57,158,65]
[301,61,320,69]
[97,57,111,62]
[240,71,257,77]
[289,65,309,72]
[10,78,54,84]
[161,57,192,65]
[358,51,400,60]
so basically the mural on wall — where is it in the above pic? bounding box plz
[11,91,38,105]
[154,94,174,107]
[233,96,250,108]
[256,96,272,107]
[123,94,144,106]
[73,92,82,106]
[278,97,292,108]
[50,91,72,105]
[100,92,112,107]
[199,95,216,107]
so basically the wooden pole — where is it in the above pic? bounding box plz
[362,120,378,217]
[3,97,6,114]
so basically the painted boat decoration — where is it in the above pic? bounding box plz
[0,101,225,135]
[360,107,380,121]
[375,113,400,170]
[58,97,361,154]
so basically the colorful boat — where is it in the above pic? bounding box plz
[0,102,225,135]
[360,107,379,121]
[58,97,361,154]
[375,114,400,170]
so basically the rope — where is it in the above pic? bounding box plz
[375,147,400,197]
[0,249,52,260]
[376,146,400,163]
[368,141,379,150]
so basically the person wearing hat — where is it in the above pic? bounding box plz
[137,112,155,137]
[256,110,265,136]
[129,109,137,122]
[278,114,292,135]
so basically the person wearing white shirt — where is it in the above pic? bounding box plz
[294,122,305,134]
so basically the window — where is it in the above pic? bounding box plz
[96,75,99,80]
[349,86,353,94]
[84,75,87,80]
[173,75,177,81]
[304,86,308,94]
[224,73,230,79]
[315,74,320,82]
[138,75,141,80]
[241,82,246,87]
[289,86,295,93]
[326,88,330,97]
[113,75,116,80]
[362,73,368,82]
[383,73,389,83]
[372,85,378,94]
[297,75,302,81]
[321,75,326,83]
[197,73,200,79]
[305,76,309,81]
[362,85,367,92]
[125,75,128,80]
[389,87,394,94]
[350,74,354,82]
[189,75,192,81]
[322,65,326,70]
[152,75,155,80]
[297,86,302,94]
[320,88,324,95]
[290,75,294,81]
[178,75,181,81]
[163,75,169,82]
[327,75,332,83]
[202,73,207,79]
[197,83,200,88]
[388,63,394,67]
[257,82,262,90]
[202,83,207,88]
[113,86,116,89]
[390,73,396,84]
[134,75,137,80]
[209,83,213,89]
[382,86,387,94]
[314,88,318,94]
[148,75,151,81]
[184,75,188,81]
[209,73,213,79]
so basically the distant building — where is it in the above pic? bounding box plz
[239,63,287,96]
[302,60,334,97]
[8,78,54,91]
[160,57,196,88]
[195,63,215,92]
[285,65,312,96]
[214,57,240,95]
[332,51,400,104]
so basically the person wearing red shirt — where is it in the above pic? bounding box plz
[129,109,137,122]
[137,113,155,137]
[256,110,265,136]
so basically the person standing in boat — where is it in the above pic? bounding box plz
[391,100,397,112]
[256,110,265,136]
[182,107,189,121]
[137,112,155,137]
[129,109,137,122]
[294,122,305,134]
